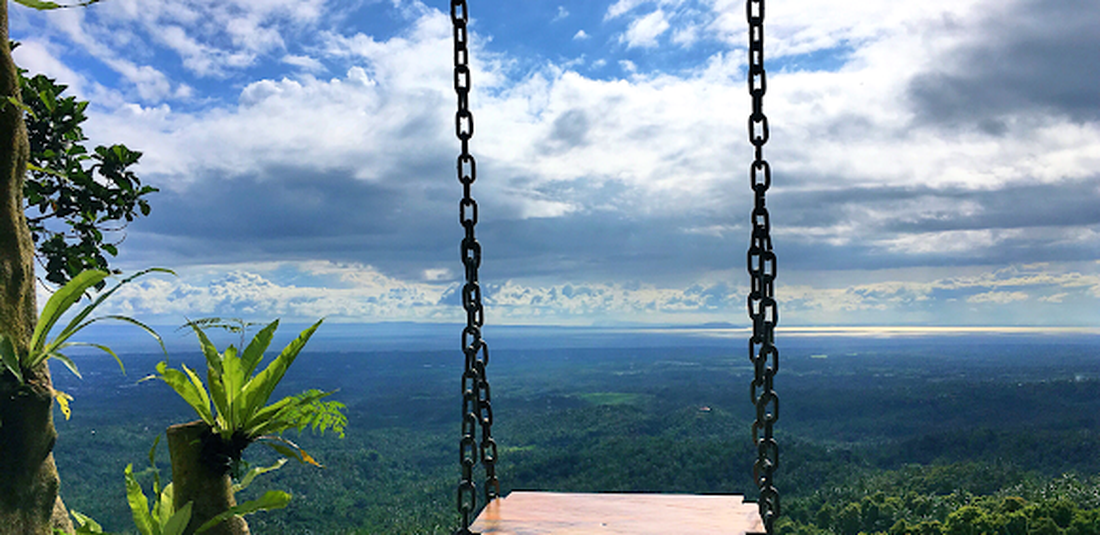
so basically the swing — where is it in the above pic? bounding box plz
[448,1,778,533]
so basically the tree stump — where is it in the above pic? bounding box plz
[167,421,249,535]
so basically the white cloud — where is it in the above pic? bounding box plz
[606,0,652,20]
[103,262,456,323]
[21,1,1100,326]
[1040,293,1069,303]
[671,24,699,47]
[11,40,86,95]
[573,29,590,40]
[75,261,1100,326]
[281,54,326,73]
[620,9,671,49]
[553,6,570,22]
[966,291,1030,304]
[19,0,331,98]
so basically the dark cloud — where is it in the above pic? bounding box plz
[130,166,455,277]
[546,108,591,151]
[770,177,1100,269]
[907,0,1100,128]
[124,161,1097,286]
[778,179,1100,233]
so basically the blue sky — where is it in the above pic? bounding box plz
[10,0,1100,327]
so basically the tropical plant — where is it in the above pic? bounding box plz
[68,437,291,535]
[154,318,346,469]
[0,268,169,418]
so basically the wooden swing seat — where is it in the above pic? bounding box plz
[470,491,766,534]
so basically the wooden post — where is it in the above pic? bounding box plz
[167,421,249,535]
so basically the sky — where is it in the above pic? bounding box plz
[10,0,1100,328]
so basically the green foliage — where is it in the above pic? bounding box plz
[48,340,1100,533]
[780,465,1100,535]
[18,67,157,287]
[0,268,169,418]
[153,319,346,467]
[194,490,291,534]
[69,438,192,535]
[124,463,192,535]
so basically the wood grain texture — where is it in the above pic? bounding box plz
[471,492,766,534]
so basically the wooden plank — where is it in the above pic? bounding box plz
[470,492,766,534]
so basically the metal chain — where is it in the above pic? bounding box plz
[452,1,498,533]
[746,0,779,532]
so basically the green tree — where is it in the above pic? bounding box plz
[20,70,156,287]
[1,2,156,534]
[838,502,863,535]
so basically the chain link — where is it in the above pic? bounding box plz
[452,1,498,533]
[746,0,779,532]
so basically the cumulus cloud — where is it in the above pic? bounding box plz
[620,10,671,48]
[79,261,1100,326]
[104,263,455,323]
[15,0,330,99]
[15,0,1100,326]
[966,291,1029,304]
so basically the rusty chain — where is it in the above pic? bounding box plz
[746,0,779,532]
[452,1,498,533]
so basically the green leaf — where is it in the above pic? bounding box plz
[99,314,167,355]
[240,320,278,381]
[29,269,108,358]
[161,502,191,535]
[124,464,156,535]
[221,344,243,430]
[31,269,171,372]
[147,433,161,471]
[0,335,24,384]
[260,436,322,467]
[231,458,287,494]
[148,434,162,497]
[26,161,68,180]
[263,442,300,463]
[180,364,215,425]
[156,362,214,426]
[55,341,124,374]
[49,269,173,356]
[70,510,104,533]
[4,95,37,119]
[194,491,291,534]
[191,324,224,375]
[50,350,82,379]
[153,483,173,528]
[241,320,323,423]
[13,0,62,9]
[243,390,343,439]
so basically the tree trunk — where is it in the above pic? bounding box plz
[167,421,250,535]
[0,4,74,534]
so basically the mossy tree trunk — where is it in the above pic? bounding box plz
[167,421,250,535]
[0,4,74,534]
